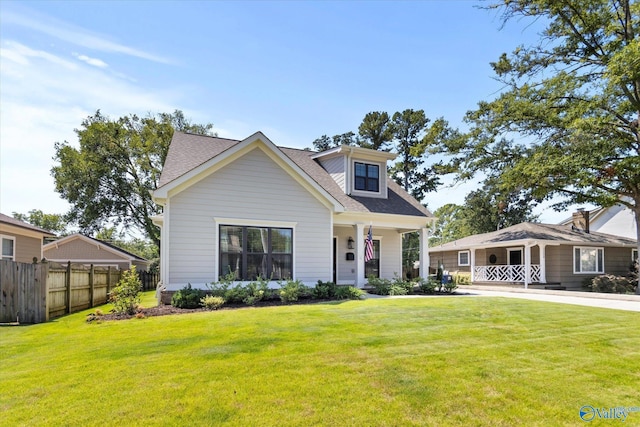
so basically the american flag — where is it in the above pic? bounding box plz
[365,225,374,262]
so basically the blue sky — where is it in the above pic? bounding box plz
[1,0,573,227]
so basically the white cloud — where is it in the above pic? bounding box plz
[0,39,180,216]
[74,53,108,68]
[2,8,172,64]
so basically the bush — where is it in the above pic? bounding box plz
[172,284,205,309]
[201,295,225,310]
[314,280,338,299]
[584,275,635,294]
[417,277,437,294]
[443,281,458,294]
[335,286,364,300]
[279,279,309,303]
[367,276,393,295]
[389,284,409,296]
[243,277,269,305]
[109,266,142,315]
[454,273,471,286]
[392,274,414,294]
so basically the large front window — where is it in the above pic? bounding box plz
[354,162,379,192]
[1,236,15,261]
[219,225,293,280]
[573,246,604,274]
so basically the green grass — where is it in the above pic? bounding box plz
[1,292,639,426]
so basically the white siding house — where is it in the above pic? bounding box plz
[153,132,435,291]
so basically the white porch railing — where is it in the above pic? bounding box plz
[474,265,541,283]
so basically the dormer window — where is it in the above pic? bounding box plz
[354,162,379,192]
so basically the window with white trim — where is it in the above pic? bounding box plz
[219,225,293,281]
[354,162,380,192]
[458,250,470,266]
[1,235,15,261]
[633,249,638,262]
[573,246,604,274]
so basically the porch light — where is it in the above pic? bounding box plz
[347,236,355,249]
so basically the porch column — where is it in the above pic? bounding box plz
[470,248,476,282]
[418,228,430,279]
[524,244,532,289]
[354,223,366,287]
[539,244,547,283]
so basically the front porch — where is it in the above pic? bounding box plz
[473,264,541,284]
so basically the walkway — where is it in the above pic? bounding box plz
[366,286,640,312]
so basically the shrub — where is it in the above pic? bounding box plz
[367,276,393,295]
[335,286,364,300]
[584,275,634,294]
[279,279,309,303]
[417,277,437,294]
[243,277,269,305]
[443,281,458,294]
[109,266,142,315]
[392,274,414,294]
[224,283,249,304]
[454,273,471,286]
[201,295,225,310]
[314,280,338,299]
[388,284,409,296]
[171,284,205,309]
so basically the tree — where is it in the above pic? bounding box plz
[51,110,214,249]
[311,132,359,151]
[358,111,394,151]
[11,209,69,235]
[95,227,159,260]
[429,0,640,293]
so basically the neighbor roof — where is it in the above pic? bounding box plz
[0,213,56,236]
[43,233,150,262]
[158,132,433,218]
[430,222,637,252]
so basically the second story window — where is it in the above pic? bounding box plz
[354,162,379,192]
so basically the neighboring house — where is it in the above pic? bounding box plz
[559,204,637,240]
[0,213,55,263]
[43,233,151,271]
[152,131,435,291]
[429,211,637,289]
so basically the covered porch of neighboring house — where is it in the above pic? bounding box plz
[437,242,558,289]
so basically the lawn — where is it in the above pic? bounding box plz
[1,292,639,426]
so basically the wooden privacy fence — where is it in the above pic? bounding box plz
[0,260,159,324]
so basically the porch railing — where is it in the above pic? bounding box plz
[473,264,540,283]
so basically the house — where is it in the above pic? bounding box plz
[0,213,55,263]
[43,233,151,271]
[152,131,435,291]
[429,210,637,289]
[559,204,637,240]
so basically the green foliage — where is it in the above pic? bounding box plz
[11,209,68,235]
[367,276,393,295]
[200,295,225,310]
[335,286,365,300]
[426,0,640,292]
[243,278,269,305]
[171,284,205,309]
[453,273,471,286]
[313,280,338,299]
[583,275,635,294]
[109,266,142,315]
[51,110,214,248]
[279,279,309,303]
[358,111,393,151]
[443,281,458,294]
[417,277,438,294]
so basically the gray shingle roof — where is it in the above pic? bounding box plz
[158,132,433,218]
[430,222,637,251]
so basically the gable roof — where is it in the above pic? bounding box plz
[157,132,433,218]
[0,213,56,236]
[430,222,637,252]
[43,233,150,262]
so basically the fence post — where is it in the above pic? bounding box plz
[106,266,112,296]
[89,264,95,308]
[42,260,50,322]
[65,261,71,314]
